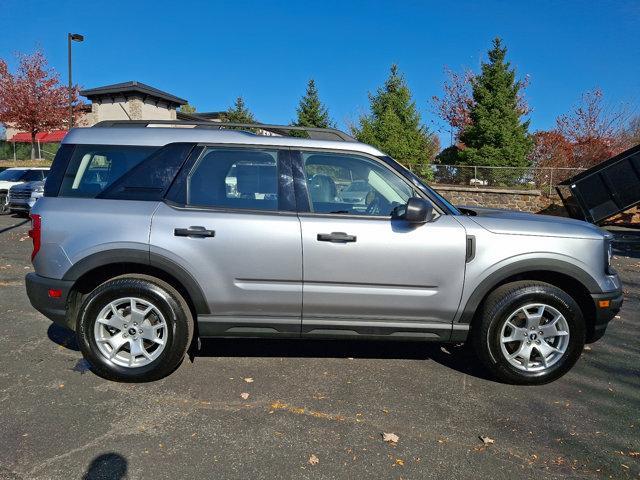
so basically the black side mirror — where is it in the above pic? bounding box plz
[404,197,433,224]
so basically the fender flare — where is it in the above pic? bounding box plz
[62,248,210,314]
[456,258,601,324]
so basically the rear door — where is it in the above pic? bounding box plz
[150,146,303,337]
[294,150,467,341]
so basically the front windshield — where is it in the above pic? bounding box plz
[379,157,461,215]
[0,169,28,181]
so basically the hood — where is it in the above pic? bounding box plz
[0,180,22,190]
[10,180,44,192]
[459,206,608,240]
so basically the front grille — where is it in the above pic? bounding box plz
[11,191,31,200]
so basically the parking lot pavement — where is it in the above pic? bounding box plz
[0,213,638,480]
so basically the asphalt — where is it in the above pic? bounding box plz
[0,213,638,480]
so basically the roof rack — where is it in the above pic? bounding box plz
[91,120,356,142]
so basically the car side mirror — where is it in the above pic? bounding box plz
[404,197,433,224]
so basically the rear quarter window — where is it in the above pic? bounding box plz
[53,145,158,198]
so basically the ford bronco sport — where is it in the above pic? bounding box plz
[25,121,622,383]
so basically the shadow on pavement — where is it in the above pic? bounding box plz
[82,453,127,480]
[48,321,494,382]
[0,218,28,234]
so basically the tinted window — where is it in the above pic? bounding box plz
[302,152,412,216]
[101,143,194,201]
[0,169,28,181]
[58,145,157,198]
[22,170,45,182]
[186,147,279,211]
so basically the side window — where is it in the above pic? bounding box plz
[58,145,158,198]
[186,147,279,211]
[302,152,413,216]
[22,170,45,182]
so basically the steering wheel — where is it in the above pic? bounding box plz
[365,191,391,216]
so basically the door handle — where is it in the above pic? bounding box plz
[317,232,357,243]
[174,226,216,238]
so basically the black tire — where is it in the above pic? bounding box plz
[472,281,585,385]
[76,274,194,382]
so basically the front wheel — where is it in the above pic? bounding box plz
[473,281,585,385]
[0,193,9,215]
[76,275,193,382]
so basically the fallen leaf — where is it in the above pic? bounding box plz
[584,345,592,351]
[240,392,250,400]
[382,432,399,444]
[244,377,254,383]
[629,451,640,458]
[308,454,319,465]
[394,458,405,466]
[479,435,495,445]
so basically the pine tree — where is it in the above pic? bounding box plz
[224,96,255,123]
[353,65,437,175]
[294,79,333,128]
[458,38,533,182]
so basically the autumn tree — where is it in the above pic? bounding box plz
[224,96,255,123]
[0,50,80,159]
[457,38,533,184]
[557,88,629,168]
[432,67,474,145]
[353,64,438,176]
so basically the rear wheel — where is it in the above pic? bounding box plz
[76,275,193,382]
[473,281,585,385]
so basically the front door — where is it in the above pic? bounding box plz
[150,146,303,337]
[295,150,467,340]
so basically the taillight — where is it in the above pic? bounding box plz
[28,214,41,261]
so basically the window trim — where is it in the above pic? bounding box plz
[290,147,445,219]
[163,143,296,214]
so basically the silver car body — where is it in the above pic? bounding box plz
[28,127,620,342]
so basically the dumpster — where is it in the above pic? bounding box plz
[556,144,640,224]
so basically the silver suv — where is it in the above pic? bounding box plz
[25,121,622,384]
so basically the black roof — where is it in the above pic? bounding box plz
[80,81,187,106]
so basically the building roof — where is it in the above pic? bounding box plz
[10,130,68,143]
[62,126,383,156]
[80,81,187,106]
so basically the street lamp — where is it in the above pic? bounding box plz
[67,33,84,129]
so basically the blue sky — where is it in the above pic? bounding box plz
[1,0,638,145]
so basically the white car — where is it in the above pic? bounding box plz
[0,168,49,214]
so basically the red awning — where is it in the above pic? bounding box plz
[9,130,68,143]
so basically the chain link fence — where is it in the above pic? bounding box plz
[410,164,586,194]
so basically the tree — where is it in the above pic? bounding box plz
[433,66,530,147]
[457,38,533,184]
[292,79,333,136]
[621,115,640,148]
[224,96,255,123]
[353,64,438,176]
[556,88,629,168]
[432,67,474,144]
[179,103,196,114]
[528,130,574,188]
[0,50,80,159]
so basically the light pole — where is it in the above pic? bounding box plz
[67,33,84,129]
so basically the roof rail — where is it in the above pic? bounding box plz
[91,120,356,142]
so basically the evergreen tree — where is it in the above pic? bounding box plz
[224,96,255,123]
[353,65,437,175]
[458,38,533,183]
[179,103,196,114]
[294,79,333,128]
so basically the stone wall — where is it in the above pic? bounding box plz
[434,184,638,224]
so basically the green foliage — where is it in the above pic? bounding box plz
[0,140,59,161]
[352,65,437,176]
[179,103,196,114]
[294,79,333,129]
[458,38,533,183]
[224,96,255,124]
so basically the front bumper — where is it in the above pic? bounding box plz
[9,198,36,211]
[588,288,623,342]
[25,273,75,330]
